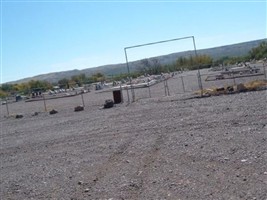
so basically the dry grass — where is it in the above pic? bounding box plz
[195,79,267,96]
[244,79,267,91]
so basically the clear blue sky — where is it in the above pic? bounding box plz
[1,0,266,83]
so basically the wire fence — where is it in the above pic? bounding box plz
[1,64,266,118]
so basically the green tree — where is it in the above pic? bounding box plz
[249,41,267,60]
[58,78,70,89]
[90,73,106,83]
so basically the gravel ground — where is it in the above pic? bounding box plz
[1,86,266,199]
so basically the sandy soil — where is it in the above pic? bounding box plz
[1,68,267,200]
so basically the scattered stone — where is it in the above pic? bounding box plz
[84,188,89,192]
[32,112,38,116]
[104,99,114,109]
[74,105,84,112]
[226,86,234,92]
[235,83,247,92]
[93,178,98,182]
[15,114,23,119]
[216,87,225,92]
[49,109,58,115]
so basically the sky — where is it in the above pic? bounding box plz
[1,0,266,83]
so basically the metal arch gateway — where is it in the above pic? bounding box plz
[124,36,203,102]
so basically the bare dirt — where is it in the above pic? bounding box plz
[1,70,267,200]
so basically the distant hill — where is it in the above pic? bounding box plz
[8,38,266,84]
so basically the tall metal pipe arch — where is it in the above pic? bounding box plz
[124,36,203,102]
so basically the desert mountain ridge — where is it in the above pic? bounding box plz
[7,38,266,84]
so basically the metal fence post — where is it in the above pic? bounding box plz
[5,97,9,116]
[148,85,151,98]
[181,76,185,93]
[164,79,170,96]
[164,80,167,96]
[126,87,130,103]
[81,93,85,108]
[43,95,47,112]
[120,83,124,103]
[233,74,236,85]
[264,62,266,79]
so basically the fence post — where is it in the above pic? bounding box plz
[43,94,47,112]
[164,80,167,96]
[131,87,135,102]
[81,93,85,108]
[181,76,185,93]
[233,73,236,85]
[120,83,124,103]
[126,87,130,103]
[164,79,170,96]
[5,97,9,116]
[167,79,170,96]
[148,85,151,98]
[264,62,266,79]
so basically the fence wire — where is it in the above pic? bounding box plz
[1,64,266,118]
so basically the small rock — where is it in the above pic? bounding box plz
[235,83,247,93]
[74,105,84,112]
[93,178,98,182]
[103,99,114,109]
[84,188,89,192]
[49,109,58,115]
[15,114,23,119]
[263,172,267,175]
[241,159,247,162]
[32,112,38,116]
[78,181,83,185]
[226,86,234,92]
